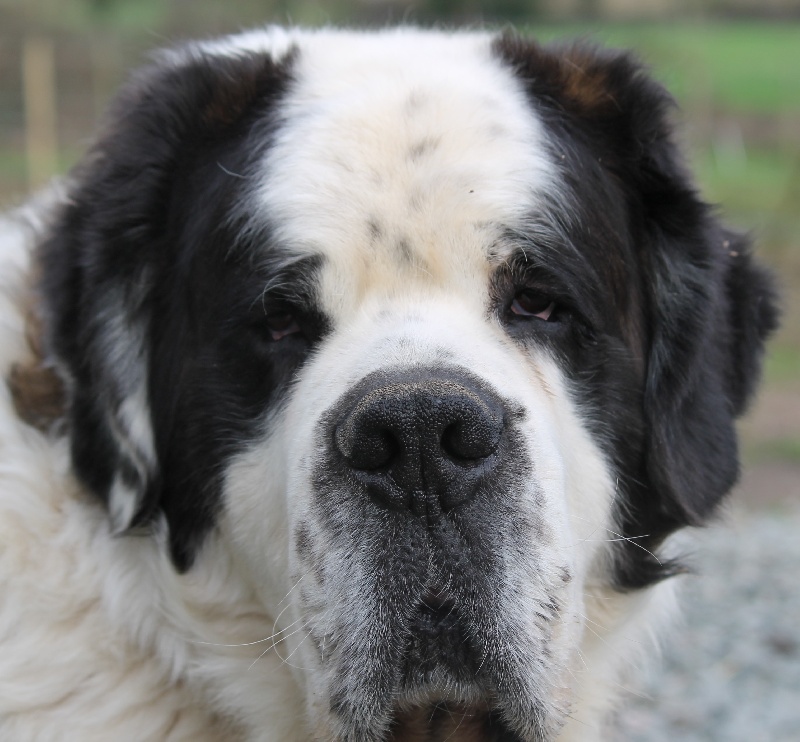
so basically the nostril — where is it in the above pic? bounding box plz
[440,417,501,463]
[335,423,399,471]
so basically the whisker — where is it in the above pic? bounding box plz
[273,625,317,672]
[188,615,306,648]
[574,646,591,673]
[578,614,645,663]
[568,514,663,565]
[248,624,310,671]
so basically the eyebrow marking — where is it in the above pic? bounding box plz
[407,136,440,163]
[396,237,414,264]
[367,218,384,243]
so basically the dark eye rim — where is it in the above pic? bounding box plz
[264,311,302,341]
[506,287,558,323]
[500,284,600,348]
[244,302,308,345]
[245,296,332,347]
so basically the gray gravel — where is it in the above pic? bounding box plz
[615,500,800,742]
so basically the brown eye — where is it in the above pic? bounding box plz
[510,290,555,321]
[265,312,301,341]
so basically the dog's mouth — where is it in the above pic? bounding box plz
[322,584,556,742]
[385,591,526,742]
[388,703,523,742]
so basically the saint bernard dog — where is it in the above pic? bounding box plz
[0,26,777,742]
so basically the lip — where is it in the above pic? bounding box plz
[389,592,525,741]
[388,702,524,742]
[323,578,556,742]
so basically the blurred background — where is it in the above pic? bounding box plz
[1,0,798,739]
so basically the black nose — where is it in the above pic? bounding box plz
[334,373,505,515]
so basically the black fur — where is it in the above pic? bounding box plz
[39,46,308,570]
[493,34,778,588]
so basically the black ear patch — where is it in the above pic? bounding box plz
[493,34,778,588]
[722,232,780,416]
[642,224,778,523]
[39,45,296,566]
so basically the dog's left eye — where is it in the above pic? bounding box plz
[510,289,555,321]
[264,312,302,341]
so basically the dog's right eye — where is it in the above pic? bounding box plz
[510,289,555,321]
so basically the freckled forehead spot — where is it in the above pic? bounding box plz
[404,89,430,114]
[253,30,556,320]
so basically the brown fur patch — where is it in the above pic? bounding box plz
[8,287,65,432]
[491,34,623,118]
[557,50,618,113]
[200,47,298,130]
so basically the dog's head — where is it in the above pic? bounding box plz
[38,28,776,741]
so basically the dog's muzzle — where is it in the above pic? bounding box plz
[313,370,546,740]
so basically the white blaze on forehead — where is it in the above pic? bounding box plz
[252,28,555,317]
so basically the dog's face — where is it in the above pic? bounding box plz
[39,29,775,741]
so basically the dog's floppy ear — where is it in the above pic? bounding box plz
[494,36,778,580]
[563,49,782,531]
[642,215,777,520]
[544,43,779,532]
[39,45,294,535]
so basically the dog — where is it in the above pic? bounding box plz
[0,27,777,742]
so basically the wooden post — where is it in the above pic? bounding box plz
[22,35,59,193]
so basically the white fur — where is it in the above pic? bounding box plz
[0,28,676,741]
